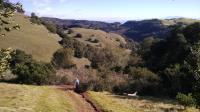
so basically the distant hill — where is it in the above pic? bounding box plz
[0,13,61,62]
[41,17,200,41]
[65,28,127,48]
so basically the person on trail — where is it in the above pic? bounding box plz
[74,78,80,92]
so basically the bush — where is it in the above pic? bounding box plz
[86,38,99,43]
[52,48,75,68]
[68,29,74,34]
[75,33,82,38]
[30,13,41,25]
[10,50,56,85]
[176,93,197,107]
[125,67,160,95]
[42,22,57,33]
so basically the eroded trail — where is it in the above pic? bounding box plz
[57,85,99,112]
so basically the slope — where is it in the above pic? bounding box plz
[66,28,127,48]
[0,83,75,112]
[0,13,61,62]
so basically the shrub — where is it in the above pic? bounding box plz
[52,48,75,68]
[125,67,160,95]
[116,38,120,42]
[42,22,57,33]
[30,13,41,25]
[176,93,197,107]
[86,38,99,43]
[10,50,56,85]
[68,29,74,34]
[75,33,82,38]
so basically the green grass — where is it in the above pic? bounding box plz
[88,91,185,112]
[0,83,75,112]
[0,13,61,62]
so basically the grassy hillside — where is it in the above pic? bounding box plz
[0,13,61,62]
[0,83,75,112]
[66,28,127,49]
[88,91,186,112]
[161,18,200,26]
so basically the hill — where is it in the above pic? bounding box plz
[0,13,61,62]
[66,28,127,48]
[41,17,200,41]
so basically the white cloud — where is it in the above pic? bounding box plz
[27,0,52,16]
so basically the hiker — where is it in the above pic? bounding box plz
[74,78,80,93]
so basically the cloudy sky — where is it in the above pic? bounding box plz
[10,0,200,22]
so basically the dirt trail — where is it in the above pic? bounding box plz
[57,85,99,112]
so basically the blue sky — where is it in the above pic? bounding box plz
[10,0,200,22]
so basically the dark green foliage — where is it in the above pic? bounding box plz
[60,37,86,58]
[176,93,196,107]
[52,48,75,68]
[75,33,82,38]
[141,23,200,102]
[42,22,57,33]
[127,67,160,95]
[10,50,56,85]
[68,29,74,34]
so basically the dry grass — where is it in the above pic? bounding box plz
[88,91,187,112]
[72,57,91,69]
[66,28,126,48]
[0,13,61,62]
[0,83,75,112]
[161,18,200,26]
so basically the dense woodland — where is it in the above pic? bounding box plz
[0,0,200,109]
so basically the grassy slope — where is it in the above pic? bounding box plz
[0,13,61,62]
[66,28,127,48]
[88,91,186,112]
[0,83,75,112]
[161,18,200,26]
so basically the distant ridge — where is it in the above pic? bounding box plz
[41,17,200,41]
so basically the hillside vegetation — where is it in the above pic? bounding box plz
[0,13,61,62]
[60,28,131,68]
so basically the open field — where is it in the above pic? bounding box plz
[0,83,75,112]
[0,13,61,62]
[88,91,187,112]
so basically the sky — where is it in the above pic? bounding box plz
[10,0,200,22]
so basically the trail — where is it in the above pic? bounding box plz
[57,85,101,112]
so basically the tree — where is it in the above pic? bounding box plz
[52,48,75,68]
[30,12,41,25]
[10,49,56,85]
